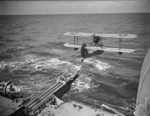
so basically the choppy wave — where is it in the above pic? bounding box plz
[0,56,81,73]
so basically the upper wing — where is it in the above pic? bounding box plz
[64,43,81,48]
[64,43,135,53]
[64,32,93,37]
[64,32,137,39]
[96,33,137,39]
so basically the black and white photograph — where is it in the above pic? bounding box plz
[0,0,150,116]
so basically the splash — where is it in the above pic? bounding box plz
[72,81,90,91]
[84,58,111,71]
[72,74,97,92]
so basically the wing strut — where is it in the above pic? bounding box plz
[74,36,79,45]
[119,38,122,49]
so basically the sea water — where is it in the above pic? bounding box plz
[0,13,150,114]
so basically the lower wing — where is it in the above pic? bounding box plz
[64,43,135,53]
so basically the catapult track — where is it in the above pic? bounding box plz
[10,82,64,116]
[10,71,79,116]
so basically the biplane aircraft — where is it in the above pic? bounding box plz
[63,32,137,57]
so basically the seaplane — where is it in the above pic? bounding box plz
[63,32,137,59]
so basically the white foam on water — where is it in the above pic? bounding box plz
[84,58,111,71]
[73,81,90,91]
[51,49,65,54]
[0,61,20,70]
[0,56,81,73]
[72,74,95,92]
[31,58,81,72]
[17,46,26,49]
[22,54,41,63]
